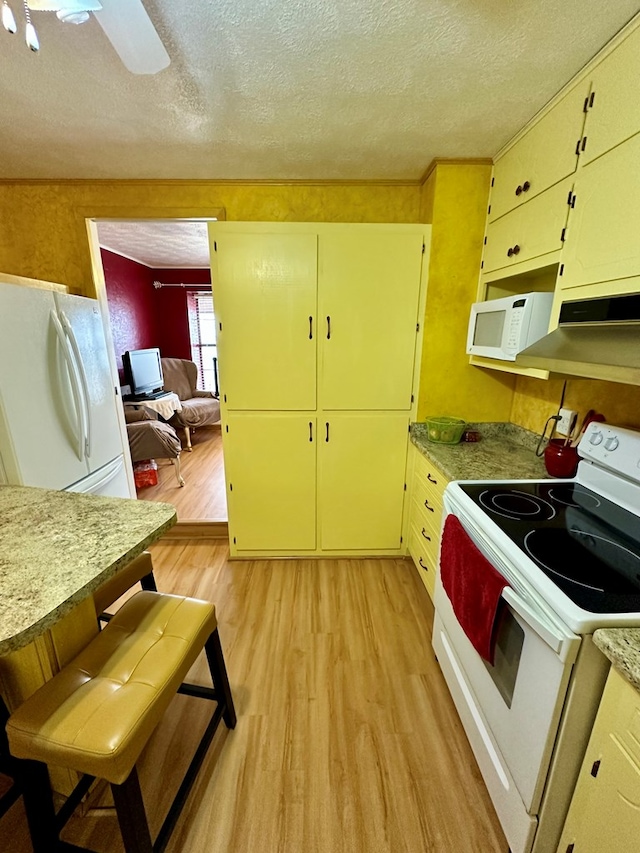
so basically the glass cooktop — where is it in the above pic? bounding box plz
[459,482,640,613]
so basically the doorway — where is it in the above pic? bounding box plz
[87,217,227,524]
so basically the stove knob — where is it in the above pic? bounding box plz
[589,429,604,445]
[604,436,619,451]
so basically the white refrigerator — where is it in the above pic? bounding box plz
[0,281,134,498]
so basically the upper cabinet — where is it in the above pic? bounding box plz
[482,178,572,274]
[488,81,588,223]
[318,231,423,410]
[212,226,425,413]
[475,15,640,379]
[559,132,640,294]
[211,231,317,410]
[580,24,640,167]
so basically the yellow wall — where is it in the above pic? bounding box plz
[512,375,640,435]
[0,180,420,295]
[416,164,515,422]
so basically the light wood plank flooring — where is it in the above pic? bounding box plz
[2,543,508,853]
[137,425,228,522]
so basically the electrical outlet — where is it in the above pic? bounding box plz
[557,408,577,436]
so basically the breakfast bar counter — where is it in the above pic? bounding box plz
[0,485,176,656]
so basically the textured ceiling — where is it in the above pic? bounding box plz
[98,220,211,268]
[1,1,639,180]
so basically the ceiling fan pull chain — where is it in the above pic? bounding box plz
[22,1,39,51]
[2,1,17,33]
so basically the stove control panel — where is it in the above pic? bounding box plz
[579,422,640,476]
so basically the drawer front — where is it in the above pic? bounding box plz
[408,518,437,599]
[483,178,572,274]
[412,450,447,501]
[413,470,443,526]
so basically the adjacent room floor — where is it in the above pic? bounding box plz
[1,541,507,852]
[136,425,227,522]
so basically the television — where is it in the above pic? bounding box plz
[122,348,164,397]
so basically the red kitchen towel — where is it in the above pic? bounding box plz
[440,514,509,665]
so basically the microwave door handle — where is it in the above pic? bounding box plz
[51,310,86,462]
[60,311,91,459]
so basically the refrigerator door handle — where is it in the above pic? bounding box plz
[51,310,85,462]
[60,310,91,459]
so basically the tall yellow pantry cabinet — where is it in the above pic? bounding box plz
[208,223,431,557]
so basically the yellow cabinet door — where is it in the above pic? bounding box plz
[225,415,317,550]
[558,732,640,853]
[318,413,409,550]
[560,134,640,291]
[581,25,640,167]
[318,231,423,410]
[483,178,572,273]
[210,231,317,410]
[489,81,587,222]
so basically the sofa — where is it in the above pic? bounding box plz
[160,358,220,451]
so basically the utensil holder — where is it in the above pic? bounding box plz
[544,439,579,478]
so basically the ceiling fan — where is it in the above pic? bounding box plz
[2,0,170,74]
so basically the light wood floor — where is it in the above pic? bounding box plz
[2,543,508,853]
[137,426,228,522]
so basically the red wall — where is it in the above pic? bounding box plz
[102,250,211,381]
[154,268,211,360]
[102,250,158,380]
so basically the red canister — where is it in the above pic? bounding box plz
[544,439,579,478]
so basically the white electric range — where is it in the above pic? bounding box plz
[432,422,640,853]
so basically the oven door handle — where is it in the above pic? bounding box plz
[502,587,568,657]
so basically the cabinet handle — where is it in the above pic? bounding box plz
[515,185,523,196]
[325,422,330,442]
[427,473,438,484]
[309,316,313,340]
[507,247,513,257]
[424,500,435,512]
[522,180,530,192]
[309,422,313,442]
[326,316,331,339]
[512,244,520,255]
[419,557,429,571]
[421,528,431,541]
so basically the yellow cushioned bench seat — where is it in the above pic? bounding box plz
[7,591,217,786]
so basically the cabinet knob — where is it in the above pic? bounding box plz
[512,244,520,255]
[522,180,530,192]
[515,185,523,196]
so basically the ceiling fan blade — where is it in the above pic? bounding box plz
[28,1,102,10]
[93,0,170,75]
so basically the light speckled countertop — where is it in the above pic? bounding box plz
[0,485,176,656]
[593,628,640,694]
[410,421,548,481]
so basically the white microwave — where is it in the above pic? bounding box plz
[466,291,554,361]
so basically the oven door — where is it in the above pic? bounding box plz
[433,507,581,819]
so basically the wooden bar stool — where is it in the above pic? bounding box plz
[6,590,236,853]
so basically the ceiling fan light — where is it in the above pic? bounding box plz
[56,9,89,23]
[2,1,17,33]
[25,19,39,50]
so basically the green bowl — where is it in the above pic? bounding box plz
[425,416,466,445]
